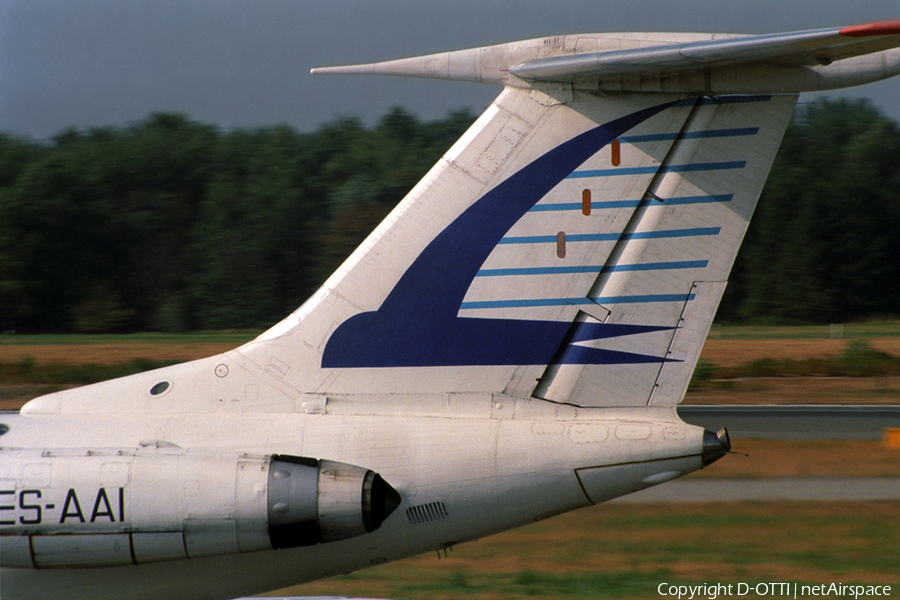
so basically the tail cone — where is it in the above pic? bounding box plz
[701,427,731,466]
[362,472,402,532]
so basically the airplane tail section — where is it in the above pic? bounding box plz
[235,24,900,408]
[11,23,900,600]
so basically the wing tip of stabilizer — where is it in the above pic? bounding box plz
[310,64,375,76]
[310,48,489,83]
[839,19,900,38]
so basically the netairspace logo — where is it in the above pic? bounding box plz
[657,582,893,599]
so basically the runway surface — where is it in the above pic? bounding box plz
[612,476,900,502]
[677,404,900,439]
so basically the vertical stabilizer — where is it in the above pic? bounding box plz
[235,90,795,407]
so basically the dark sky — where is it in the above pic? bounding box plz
[3,0,900,139]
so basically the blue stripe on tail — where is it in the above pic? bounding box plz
[322,100,682,368]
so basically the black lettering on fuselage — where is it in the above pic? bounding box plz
[60,489,85,523]
[0,490,14,525]
[90,488,115,522]
[18,489,42,524]
[1,487,125,527]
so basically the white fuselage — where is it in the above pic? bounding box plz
[0,396,706,599]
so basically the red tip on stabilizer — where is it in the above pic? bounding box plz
[840,20,900,37]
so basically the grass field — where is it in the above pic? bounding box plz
[3,322,900,364]
[4,324,900,407]
[270,501,900,599]
[3,325,900,409]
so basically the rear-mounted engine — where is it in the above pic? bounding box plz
[0,449,401,568]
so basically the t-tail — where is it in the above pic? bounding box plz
[5,20,899,600]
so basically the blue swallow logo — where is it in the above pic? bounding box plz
[323,101,680,368]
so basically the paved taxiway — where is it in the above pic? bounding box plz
[612,477,900,502]
[677,404,900,439]
[662,406,900,502]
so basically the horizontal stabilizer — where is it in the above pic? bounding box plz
[314,21,900,94]
[511,22,900,82]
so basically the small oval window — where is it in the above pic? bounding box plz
[0,423,9,436]
[150,381,171,396]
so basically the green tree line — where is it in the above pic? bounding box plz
[731,98,900,323]
[1,99,898,333]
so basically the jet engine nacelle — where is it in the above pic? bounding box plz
[0,448,400,568]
